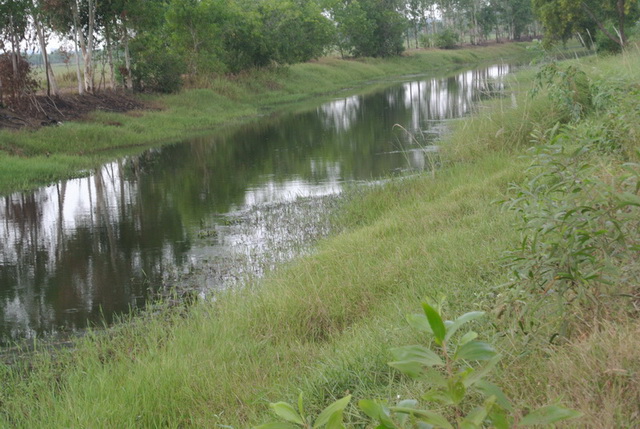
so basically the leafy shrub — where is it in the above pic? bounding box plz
[434,29,460,49]
[531,63,592,122]
[596,24,623,54]
[501,124,640,338]
[259,300,580,428]
[419,33,431,48]
[130,36,185,93]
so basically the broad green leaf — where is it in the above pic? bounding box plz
[460,403,489,428]
[422,389,455,406]
[454,340,496,361]
[447,379,466,404]
[396,399,418,427]
[390,345,444,367]
[358,400,395,428]
[407,313,433,334]
[254,422,299,429]
[458,331,478,346]
[358,399,382,420]
[390,407,454,429]
[325,410,344,429]
[397,399,419,409]
[313,395,351,428]
[519,405,582,426]
[476,380,512,412]
[461,396,496,429]
[270,402,304,425]
[389,360,425,378]
[445,311,485,341]
[422,367,448,388]
[416,423,435,429]
[488,408,511,429]
[464,354,502,387]
[422,302,446,345]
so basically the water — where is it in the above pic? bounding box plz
[0,63,513,344]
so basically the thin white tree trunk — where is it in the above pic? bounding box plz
[105,22,116,89]
[35,16,58,96]
[72,1,84,95]
[81,0,96,93]
[122,23,133,90]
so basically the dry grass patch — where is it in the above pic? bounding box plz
[540,319,640,427]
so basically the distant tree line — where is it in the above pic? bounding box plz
[532,0,639,52]
[1,0,636,102]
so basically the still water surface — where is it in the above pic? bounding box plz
[0,64,513,344]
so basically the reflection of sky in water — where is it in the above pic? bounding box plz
[0,63,516,343]
[319,95,361,132]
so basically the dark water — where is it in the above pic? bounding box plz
[0,64,513,344]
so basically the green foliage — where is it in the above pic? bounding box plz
[532,0,639,48]
[130,35,185,93]
[501,61,640,339]
[502,124,640,337]
[434,29,460,50]
[330,0,406,58]
[361,300,580,428]
[164,0,229,75]
[419,33,431,49]
[256,393,352,429]
[258,299,581,428]
[531,62,592,122]
[596,23,623,54]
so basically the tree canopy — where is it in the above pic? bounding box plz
[532,0,640,49]
[0,0,542,96]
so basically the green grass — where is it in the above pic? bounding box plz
[1,43,550,196]
[1,45,638,428]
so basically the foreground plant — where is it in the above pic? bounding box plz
[501,124,640,339]
[259,300,580,428]
[255,393,351,429]
[359,299,580,428]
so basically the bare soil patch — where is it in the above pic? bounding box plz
[0,91,149,130]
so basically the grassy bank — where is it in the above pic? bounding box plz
[2,47,639,428]
[0,43,544,195]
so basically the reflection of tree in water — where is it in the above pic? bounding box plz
[0,163,190,344]
[0,63,516,343]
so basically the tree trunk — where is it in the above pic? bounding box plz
[72,1,84,95]
[105,21,116,90]
[9,16,19,82]
[122,23,133,90]
[581,1,626,47]
[35,16,58,97]
[83,0,96,93]
[617,0,627,46]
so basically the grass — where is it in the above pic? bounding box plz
[1,42,553,196]
[1,45,638,428]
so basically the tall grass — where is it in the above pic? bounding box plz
[0,43,542,195]
[1,46,638,428]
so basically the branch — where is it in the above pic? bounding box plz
[580,1,623,47]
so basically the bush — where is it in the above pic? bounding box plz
[130,37,185,93]
[0,54,38,108]
[596,24,623,54]
[419,33,431,48]
[434,29,460,49]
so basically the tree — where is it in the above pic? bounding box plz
[31,0,59,96]
[533,0,639,48]
[329,0,406,58]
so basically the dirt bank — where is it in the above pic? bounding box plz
[0,91,147,129]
